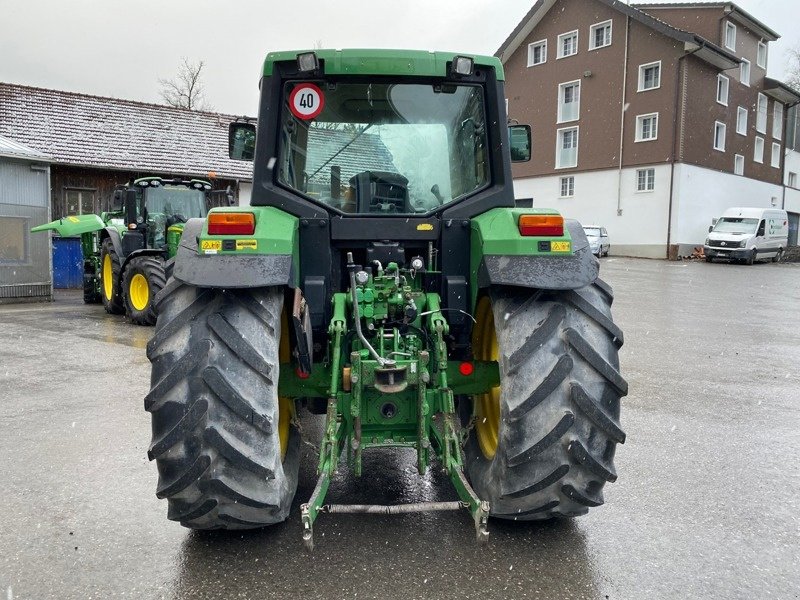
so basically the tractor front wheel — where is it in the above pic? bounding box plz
[464,281,627,520]
[83,272,101,304]
[123,256,166,326]
[145,282,299,529]
[100,239,124,314]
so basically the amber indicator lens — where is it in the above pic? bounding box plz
[518,214,564,237]
[207,212,256,235]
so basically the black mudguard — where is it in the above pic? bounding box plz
[477,219,599,290]
[99,227,124,260]
[173,218,295,289]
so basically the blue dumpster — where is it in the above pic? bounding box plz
[52,237,83,288]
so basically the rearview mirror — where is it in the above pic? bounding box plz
[229,122,256,161]
[111,190,124,212]
[509,125,531,162]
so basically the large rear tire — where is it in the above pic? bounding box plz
[122,256,166,326]
[464,280,627,520]
[100,239,124,314]
[145,281,300,529]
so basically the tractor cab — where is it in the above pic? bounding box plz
[117,177,211,254]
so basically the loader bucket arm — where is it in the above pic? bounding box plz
[31,214,105,236]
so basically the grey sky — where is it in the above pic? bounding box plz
[1,0,797,116]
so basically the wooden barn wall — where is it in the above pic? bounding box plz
[49,165,239,220]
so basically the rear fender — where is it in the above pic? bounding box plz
[173,208,298,289]
[471,209,598,307]
[98,227,124,261]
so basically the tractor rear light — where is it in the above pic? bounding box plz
[459,362,474,376]
[207,212,255,235]
[297,52,319,73]
[518,214,564,237]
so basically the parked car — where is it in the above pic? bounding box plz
[583,225,610,257]
[704,207,788,265]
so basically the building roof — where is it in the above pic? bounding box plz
[631,2,779,41]
[0,83,253,181]
[496,0,740,70]
[763,78,800,106]
[0,134,49,162]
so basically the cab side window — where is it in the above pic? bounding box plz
[757,220,765,236]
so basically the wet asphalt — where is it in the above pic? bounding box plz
[1,257,799,600]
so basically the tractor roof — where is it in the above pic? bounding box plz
[263,49,504,81]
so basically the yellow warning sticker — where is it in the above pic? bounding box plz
[200,240,222,251]
[551,241,571,252]
[416,223,434,231]
[236,239,258,250]
[67,216,80,223]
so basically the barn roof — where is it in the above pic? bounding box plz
[0,82,252,180]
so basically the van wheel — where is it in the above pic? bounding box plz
[746,249,756,265]
[772,249,783,263]
[705,256,713,263]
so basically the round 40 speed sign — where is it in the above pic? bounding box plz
[289,83,325,120]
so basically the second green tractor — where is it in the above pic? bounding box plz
[33,177,215,325]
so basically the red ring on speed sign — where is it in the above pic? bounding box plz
[289,83,324,120]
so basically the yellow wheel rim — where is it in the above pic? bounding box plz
[128,273,150,311]
[278,308,294,460]
[473,296,501,459]
[102,253,113,300]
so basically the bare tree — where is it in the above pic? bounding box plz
[786,45,800,92]
[159,58,213,111]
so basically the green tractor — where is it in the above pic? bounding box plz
[145,50,627,548]
[33,177,215,325]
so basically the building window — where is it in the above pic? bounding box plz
[636,113,659,142]
[773,102,784,140]
[65,189,97,215]
[735,106,748,135]
[756,93,768,133]
[589,20,612,50]
[0,216,30,265]
[734,154,744,176]
[528,40,547,67]
[638,61,661,91]
[556,126,579,169]
[713,121,726,151]
[754,136,764,163]
[636,168,655,192]
[559,176,575,198]
[558,80,581,123]
[771,142,781,168]
[725,21,736,51]
[789,172,797,188]
[716,75,729,106]
[757,41,768,69]
[557,30,579,59]
[740,59,750,86]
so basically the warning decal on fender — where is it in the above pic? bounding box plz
[236,239,258,250]
[289,83,324,120]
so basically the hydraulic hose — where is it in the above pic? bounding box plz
[346,252,394,367]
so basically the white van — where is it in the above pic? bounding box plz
[704,207,789,264]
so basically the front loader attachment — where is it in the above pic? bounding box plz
[31,214,105,236]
